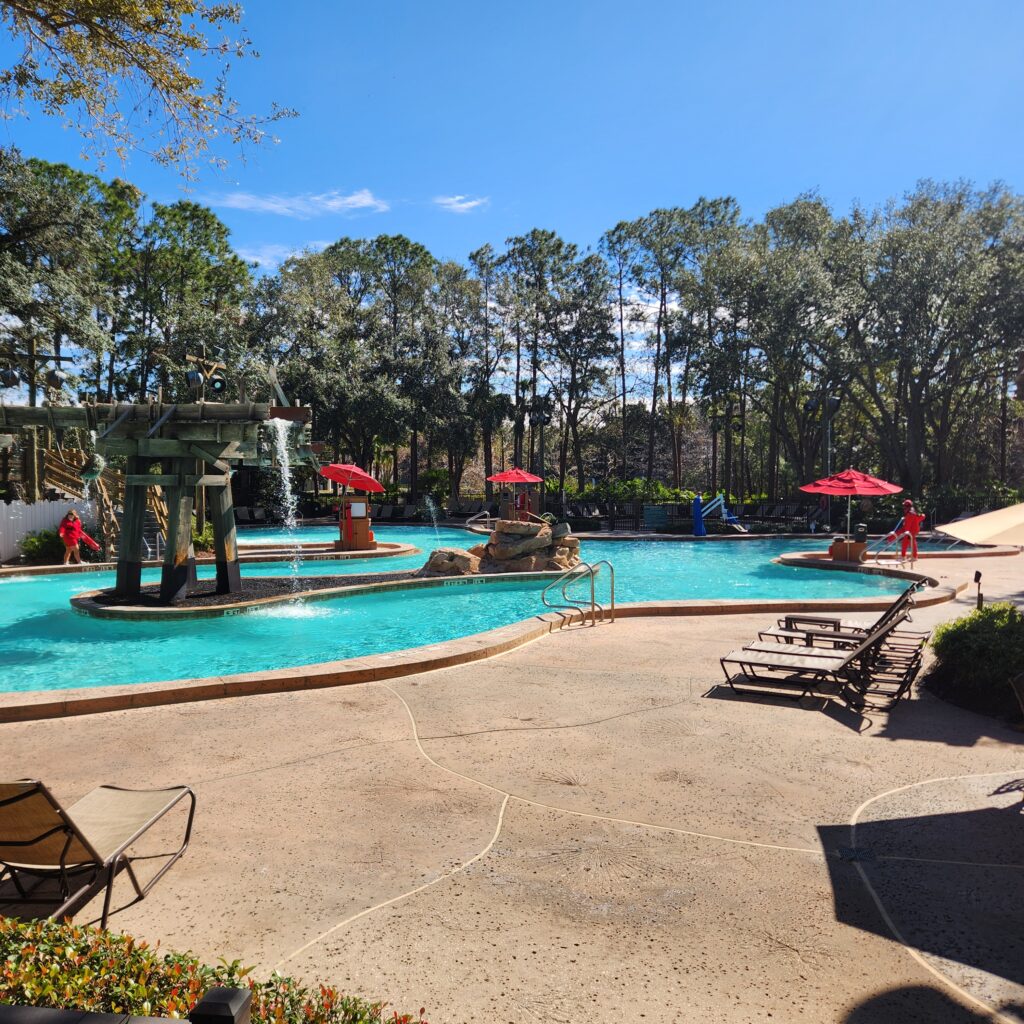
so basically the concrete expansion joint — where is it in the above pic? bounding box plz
[274,684,1023,1023]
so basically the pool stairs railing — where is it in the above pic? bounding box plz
[541,559,615,628]
[466,507,496,530]
[868,529,964,563]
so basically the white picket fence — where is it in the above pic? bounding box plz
[0,498,94,561]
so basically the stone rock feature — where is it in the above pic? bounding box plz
[421,547,481,577]
[417,520,582,577]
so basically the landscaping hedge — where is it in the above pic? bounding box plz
[17,528,104,564]
[925,602,1024,721]
[0,917,427,1024]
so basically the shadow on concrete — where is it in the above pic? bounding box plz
[703,683,869,733]
[873,690,1024,748]
[818,803,1024,1003]
[843,985,1008,1023]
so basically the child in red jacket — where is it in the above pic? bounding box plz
[888,499,926,561]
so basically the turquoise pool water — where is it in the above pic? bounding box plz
[0,529,906,694]
[236,523,478,548]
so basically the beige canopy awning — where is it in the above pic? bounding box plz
[935,503,1024,546]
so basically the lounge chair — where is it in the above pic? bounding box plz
[762,583,928,652]
[251,506,266,523]
[235,507,251,523]
[720,615,909,705]
[0,780,195,928]
[376,504,393,521]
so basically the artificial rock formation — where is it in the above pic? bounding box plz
[418,519,581,577]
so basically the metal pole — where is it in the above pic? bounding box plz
[826,411,831,527]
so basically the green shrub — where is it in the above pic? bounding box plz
[191,521,215,553]
[0,917,427,1024]
[18,528,66,564]
[927,603,1024,721]
[416,468,449,504]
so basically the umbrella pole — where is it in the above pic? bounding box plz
[847,495,852,540]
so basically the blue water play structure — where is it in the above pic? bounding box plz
[692,493,707,536]
[694,493,747,535]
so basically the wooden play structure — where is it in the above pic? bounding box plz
[0,401,314,603]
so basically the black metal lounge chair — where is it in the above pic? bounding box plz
[376,504,393,521]
[251,506,267,523]
[0,780,195,928]
[720,615,909,705]
[235,507,251,523]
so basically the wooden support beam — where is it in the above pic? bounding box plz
[114,456,149,597]
[126,473,180,486]
[159,457,196,604]
[208,482,241,595]
[127,472,230,488]
[188,443,232,473]
[22,426,40,503]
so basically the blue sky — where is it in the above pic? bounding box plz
[2,0,1022,267]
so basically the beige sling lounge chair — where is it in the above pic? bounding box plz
[0,780,195,928]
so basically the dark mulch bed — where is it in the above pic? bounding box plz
[89,570,419,609]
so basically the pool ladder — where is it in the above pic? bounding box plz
[541,559,615,628]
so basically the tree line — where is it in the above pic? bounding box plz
[1,145,1022,506]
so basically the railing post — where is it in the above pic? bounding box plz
[188,987,252,1024]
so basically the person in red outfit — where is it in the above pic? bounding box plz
[57,509,99,564]
[888,499,926,561]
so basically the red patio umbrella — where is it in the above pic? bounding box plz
[320,464,384,545]
[799,467,902,538]
[319,463,385,492]
[487,467,543,518]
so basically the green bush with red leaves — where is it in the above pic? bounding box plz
[0,917,427,1024]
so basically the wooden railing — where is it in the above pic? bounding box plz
[42,449,169,556]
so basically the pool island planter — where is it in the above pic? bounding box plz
[68,566,569,620]
[0,542,418,578]
[0,569,962,723]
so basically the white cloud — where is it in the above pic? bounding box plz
[236,240,331,268]
[433,194,489,214]
[212,188,389,219]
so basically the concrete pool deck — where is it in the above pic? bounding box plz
[1,551,1021,1023]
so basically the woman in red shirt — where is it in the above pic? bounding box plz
[57,510,99,564]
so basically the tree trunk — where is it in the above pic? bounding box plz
[646,318,662,481]
[409,428,419,499]
[483,426,494,500]
[617,268,628,480]
[767,384,781,502]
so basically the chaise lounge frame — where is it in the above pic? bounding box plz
[720,614,910,706]
[0,780,195,928]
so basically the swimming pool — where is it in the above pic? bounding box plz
[0,530,907,694]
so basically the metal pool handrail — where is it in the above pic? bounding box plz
[541,559,615,627]
[466,508,496,530]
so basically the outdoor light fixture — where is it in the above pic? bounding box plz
[44,367,67,390]
[974,570,983,609]
[185,353,228,398]
[207,369,228,396]
[0,367,18,388]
